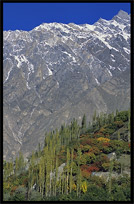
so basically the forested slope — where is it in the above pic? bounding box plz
[3,109,131,201]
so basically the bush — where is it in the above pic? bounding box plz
[3,192,11,201]
[115,111,128,122]
[81,185,109,201]
[102,162,110,172]
[10,186,27,201]
[29,190,42,201]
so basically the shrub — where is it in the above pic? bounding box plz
[11,186,27,201]
[102,162,110,171]
[97,137,110,142]
[29,190,42,201]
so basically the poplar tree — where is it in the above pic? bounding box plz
[109,160,113,195]
[58,172,62,195]
[38,143,41,157]
[18,151,25,172]
[54,155,58,196]
[38,157,45,197]
[28,152,36,198]
[128,109,130,143]
[70,148,74,194]
[10,161,14,176]
[77,147,81,197]
[81,114,86,132]
[118,130,120,141]
[93,110,96,122]
[61,172,64,195]
[49,140,53,196]
[66,147,70,194]
[15,157,19,175]
[44,145,50,197]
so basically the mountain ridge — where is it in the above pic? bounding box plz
[3,10,130,160]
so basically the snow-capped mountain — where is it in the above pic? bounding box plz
[3,10,130,160]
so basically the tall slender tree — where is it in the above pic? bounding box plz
[118,130,120,141]
[81,114,86,132]
[128,109,130,143]
[38,156,45,197]
[70,148,74,194]
[109,160,113,195]
[77,147,81,197]
[66,147,70,194]
[56,155,59,196]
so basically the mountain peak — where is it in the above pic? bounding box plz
[117,10,129,19]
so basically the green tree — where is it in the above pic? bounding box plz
[27,151,36,199]
[44,145,51,197]
[38,156,45,197]
[18,151,25,172]
[15,157,19,175]
[54,155,58,196]
[38,143,41,157]
[93,110,97,122]
[66,147,70,195]
[118,130,120,141]
[77,147,82,197]
[128,109,130,143]
[81,114,86,133]
[70,148,74,194]
[109,160,113,195]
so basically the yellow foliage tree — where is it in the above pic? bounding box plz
[97,137,110,142]
[72,183,77,191]
[81,181,87,193]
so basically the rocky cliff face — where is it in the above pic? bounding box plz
[3,10,130,160]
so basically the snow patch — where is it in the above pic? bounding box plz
[34,22,70,34]
[107,68,112,76]
[14,55,22,68]
[123,47,130,54]
[14,54,32,69]
[47,67,53,76]
[109,65,115,70]
[112,47,119,52]
[63,51,76,62]
[117,67,121,71]
[4,58,13,83]
[63,51,72,57]
[111,20,126,31]
[56,81,59,88]
[26,82,31,89]
[4,67,13,83]
[95,78,100,85]
[27,64,34,80]
[119,32,129,41]
[95,32,113,50]
[84,24,95,31]
[14,55,34,80]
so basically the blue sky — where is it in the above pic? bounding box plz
[3,3,131,31]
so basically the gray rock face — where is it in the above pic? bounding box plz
[3,10,130,160]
